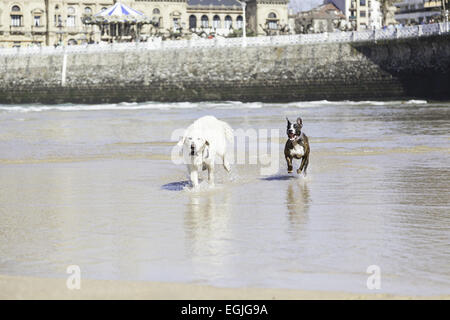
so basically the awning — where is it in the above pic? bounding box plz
[85,2,151,24]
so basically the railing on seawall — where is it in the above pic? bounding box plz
[0,22,449,57]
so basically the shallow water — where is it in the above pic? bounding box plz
[0,100,449,296]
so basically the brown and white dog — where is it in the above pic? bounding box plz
[284,117,310,175]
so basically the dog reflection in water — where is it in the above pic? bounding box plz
[185,190,231,256]
[286,181,310,228]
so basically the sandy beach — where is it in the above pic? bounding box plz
[0,101,449,298]
[2,274,448,300]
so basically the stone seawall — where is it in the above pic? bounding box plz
[0,35,449,104]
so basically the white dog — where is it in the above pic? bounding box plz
[179,116,233,188]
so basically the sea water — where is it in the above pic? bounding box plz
[0,100,448,296]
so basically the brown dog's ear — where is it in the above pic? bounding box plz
[296,117,303,128]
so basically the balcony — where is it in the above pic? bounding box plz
[10,25,25,34]
[424,0,443,8]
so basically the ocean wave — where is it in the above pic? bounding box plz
[281,100,428,108]
[404,100,428,104]
[0,100,428,113]
[0,101,266,113]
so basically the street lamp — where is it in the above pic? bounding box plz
[443,0,449,30]
[237,0,248,46]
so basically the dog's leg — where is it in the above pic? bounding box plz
[286,156,293,173]
[223,153,231,173]
[190,168,199,188]
[303,156,309,176]
[298,156,306,174]
[298,152,310,175]
[208,163,215,186]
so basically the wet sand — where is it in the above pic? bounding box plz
[0,100,449,298]
[2,274,447,300]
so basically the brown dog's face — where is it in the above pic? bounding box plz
[286,119,296,140]
[286,117,303,140]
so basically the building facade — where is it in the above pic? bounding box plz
[325,0,384,30]
[0,0,289,48]
[290,3,347,33]
[246,0,289,35]
[394,0,447,24]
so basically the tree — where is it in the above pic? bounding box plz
[379,0,399,26]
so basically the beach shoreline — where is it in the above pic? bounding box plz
[0,275,448,300]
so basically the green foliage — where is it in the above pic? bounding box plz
[226,26,256,38]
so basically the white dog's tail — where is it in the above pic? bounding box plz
[222,121,234,144]
[221,121,234,173]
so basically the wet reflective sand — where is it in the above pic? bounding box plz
[0,101,449,296]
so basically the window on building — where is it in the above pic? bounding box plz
[85,7,92,15]
[66,6,76,27]
[34,15,41,27]
[213,15,220,28]
[153,8,161,27]
[189,15,197,29]
[267,12,278,30]
[173,18,180,29]
[67,15,76,27]
[224,15,232,29]
[360,0,366,6]
[55,14,62,26]
[11,15,22,27]
[236,15,243,29]
[201,15,209,28]
[360,10,366,17]
[10,5,22,27]
[268,21,277,29]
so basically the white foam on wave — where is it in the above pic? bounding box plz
[0,101,265,113]
[405,100,428,104]
[0,102,195,113]
[282,100,428,108]
[195,101,263,109]
[0,99,428,113]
